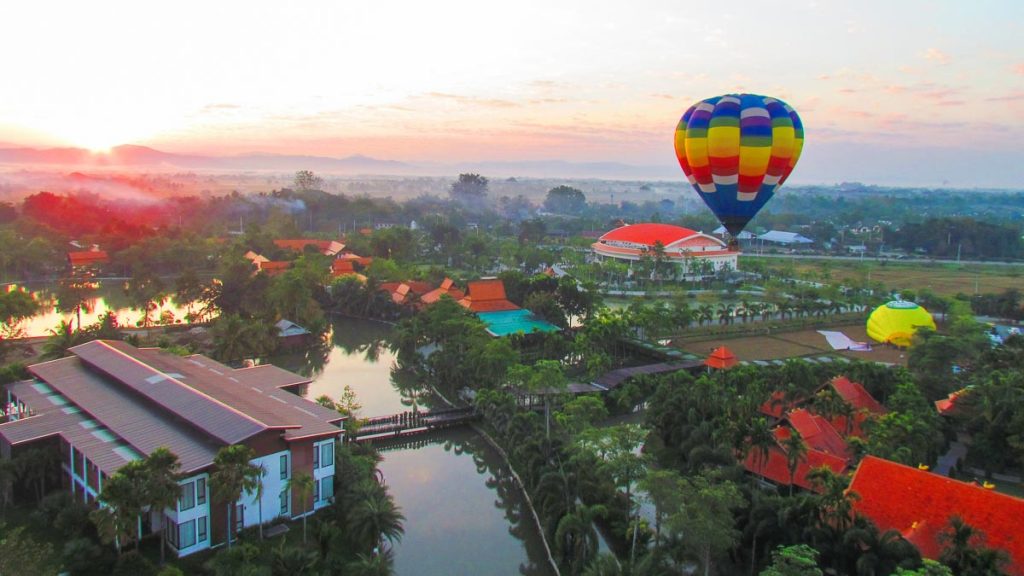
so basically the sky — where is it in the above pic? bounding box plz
[1,0,1022,186]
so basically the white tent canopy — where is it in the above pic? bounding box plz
[758,230,813,244]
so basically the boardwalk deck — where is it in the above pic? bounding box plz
[353,407,477,441]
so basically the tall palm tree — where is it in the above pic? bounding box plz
[211,445,261,549]
[347,482,405,553]
[143,448,181,564]
[92,464,147,554]
[781,430,808,496]
[288,471,315,545]
[748,417,776,482]
[554,503,607,575]
[254,464,267,540]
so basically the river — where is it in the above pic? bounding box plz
[273,317,556,576]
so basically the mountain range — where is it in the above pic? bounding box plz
[0,144,677,180]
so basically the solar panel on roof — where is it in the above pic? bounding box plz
[31,382,53,394]
[79,419,99,430]
[62,406,82,415]
[47,395,69,406]
[113,445,142,462]
[92,429,117,443]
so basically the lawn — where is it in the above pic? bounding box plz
[675,322,908,365]
[745,257,1024,297]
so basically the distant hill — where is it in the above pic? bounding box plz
[0,144,676,180]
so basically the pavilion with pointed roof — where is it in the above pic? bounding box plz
[705,346,738,370]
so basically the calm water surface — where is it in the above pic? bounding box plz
[273,317,555,576]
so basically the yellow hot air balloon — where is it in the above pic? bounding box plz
[866,301,937,347]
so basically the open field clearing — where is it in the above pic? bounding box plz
[676,322,909,365]
[746,257,1024,297]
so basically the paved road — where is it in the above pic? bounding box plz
[743,253,1024,267]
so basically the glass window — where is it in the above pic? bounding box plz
[235,503,244,532]
[313,445,319,469]
[313,477,320,502]
[198,516,207,542]
[196,478,206,506]
[280,454,288,480]
[179,519,196,549]
[280,489,289,515]
[179,481,195,511]
[321,443,334,467]
[321,476,334,501]
[166,520,179,549]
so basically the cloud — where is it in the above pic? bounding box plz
[1014,63,1024,76]
[424,92,521,109]
[986,91,1024,102]
[923,48,951,65]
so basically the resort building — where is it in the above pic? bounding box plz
[850,456,1024,575]
[0,340,344,557]
[458,279,560,337]
[591,223,738,278]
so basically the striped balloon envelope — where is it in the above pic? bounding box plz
[674,93,803,239]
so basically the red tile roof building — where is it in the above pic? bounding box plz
[592,223,738,274]
[705,346,738,370]
[274,239,345,256]
[458,279,519,313]
[829,376,887,437]
[785,409,850,459]
[0,341,342,558]
[849,456,1024,575]
[420,278,465,306]
[67,250,109,268]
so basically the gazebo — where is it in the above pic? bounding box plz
[705,346,738,370]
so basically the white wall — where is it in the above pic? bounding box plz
[239,449,291,528]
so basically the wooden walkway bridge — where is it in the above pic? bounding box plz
[352,407,478,441]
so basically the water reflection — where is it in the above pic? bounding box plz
[269,317,430,418]
[10,282,196,337]
[374,428,555,576]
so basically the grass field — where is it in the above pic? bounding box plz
[745,257,1024,297]
[676,322,908,365]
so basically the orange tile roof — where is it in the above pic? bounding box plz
[831,376,886,414]
[705,346,738,369]
[332,260,356,274]
[743,443,848,492]
[785,409,849,459]
[274,239,344,255]
[935,388,970,417]
[850,456,1024,575]
[257,261,291,276]
[458,279,519,313]
[421,278,465,306]
[68,250,109,266]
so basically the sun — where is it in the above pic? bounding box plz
[37,112,169,153]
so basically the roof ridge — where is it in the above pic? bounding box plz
[71,340,270,440]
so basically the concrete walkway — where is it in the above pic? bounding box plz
[933,434,968,476]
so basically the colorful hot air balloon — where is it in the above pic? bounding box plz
[674,93,803,241]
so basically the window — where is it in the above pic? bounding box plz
[166,520,179,549]
[280,489,289,515]
[321,443,334,468]
[179,519,196,549]
[179,481,195,511]
[313,477,320,502]
[235,504,244,532]
[196,477,206,506]
[313,445,319,469]
[280,454,288,480]
[198,516,207,542]
[321,476,334,501]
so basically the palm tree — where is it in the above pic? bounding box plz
[143,447,181,564]
[211,445,261,549]
[255,464,266,540]
[271,539,318,576]
[554,503,607,575]
[842,518,920,576]
[347,482,405,553]
[288,471,315,545]
[749,417,775,482]
[697,304,714,327]
[781,430,808,496]
[93,464,147,554]
[807,466,858,533]
[347,549,395,576]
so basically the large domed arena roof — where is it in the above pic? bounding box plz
[598,223,700,246]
